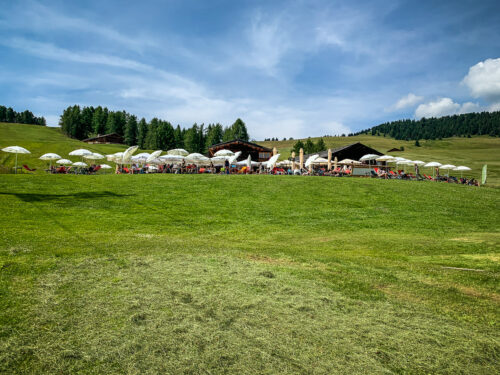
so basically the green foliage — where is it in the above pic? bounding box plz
[92,106,108,135]
[230,118,249,141]
[124,115,138,146]
[292,139,305,154]
[315,138,326,152]
[0,105,46,126]
[205,123,223,150]
[304,138,315,154]
[58,105,251,151]
[137,118,148,149]
[364,111,500,140]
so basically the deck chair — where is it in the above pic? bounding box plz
[23,165,36,173]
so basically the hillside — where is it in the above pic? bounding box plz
[1,122,499,186]
[0,122,127,173]
[260,134,500,187]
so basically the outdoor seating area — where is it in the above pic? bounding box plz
[1,144,478,185]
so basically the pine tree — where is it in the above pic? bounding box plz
[231,118,249,141]
[174,125,184,148]
[124,115,138,146]
[304,138,315,154]
[315,138,326,152]
[137,118,148,149]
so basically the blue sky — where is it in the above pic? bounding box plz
[1,0,499,139]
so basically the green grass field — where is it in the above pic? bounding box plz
[0,175,499,374]
[0,122,499,373]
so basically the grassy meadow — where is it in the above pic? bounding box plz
[0,122,499,373]
[0,174,499,374]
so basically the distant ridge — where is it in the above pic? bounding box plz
[358,111,500,141]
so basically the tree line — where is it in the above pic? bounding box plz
[291,138,326,155]
[59,105,249,153]
[359,111,500,140]
[0,105,46,126]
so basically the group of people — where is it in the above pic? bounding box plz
[47,164,102,174]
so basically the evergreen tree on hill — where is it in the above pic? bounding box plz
[315,138,326,152]
[292,139,305,154]
[124,115,138,146]
[304,138,315,154]
[137,118,148,149]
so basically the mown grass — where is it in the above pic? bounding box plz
[0,174,499,374]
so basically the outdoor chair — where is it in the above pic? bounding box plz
[23,165,36,173]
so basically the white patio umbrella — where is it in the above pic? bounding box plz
[210,156,228,166]
[278,160,293,167]
[440,164,457,176]
[167,148,189,156]
[73,162,88,168]
[305,154,319,168]
[160,154,185,163]
[131,154,149,164]
[214,149,234,157]
[412,160,426,165]
[237,160,259,166]
[69,148,92,161]
[39,153,62,169]
[424,161,442,179]
[228,151,242,165]
[360,154,379,161]
[266,153,281,169]
[84,152,105,161]
[376,155,395,161]
[186,153,210,165]
[100,164,112,174]
[338,158,361,164]
[146,150,163,163]
[453,166,471,178]
[121,146,139,170]
[313,157,329,165]
[56,159,72,165]
[246,155,252,170]
[2,146,30,174]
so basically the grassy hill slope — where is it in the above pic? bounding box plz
[260,134,500,187]
[0,122,127,173]
[0,175,498,374]
[0,122,498,186]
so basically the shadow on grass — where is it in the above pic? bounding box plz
[0,191,134,202]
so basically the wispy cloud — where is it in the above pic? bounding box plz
[388,93,424,111]
[0,0,157,53]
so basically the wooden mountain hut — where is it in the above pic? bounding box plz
[208,139,273,162]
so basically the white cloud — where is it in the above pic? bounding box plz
[458,102,481,114]
[390,93,424,111]
[462,57,500,102]
[415,98,483,118]
[415,98,460,118]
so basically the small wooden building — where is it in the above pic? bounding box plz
[82,133,124,145]
[208,139,272,162]
[387,147,402,152]
[297,142,383,162]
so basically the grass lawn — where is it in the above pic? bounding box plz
[0,174,499,374]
